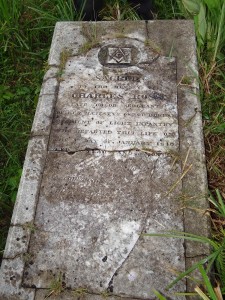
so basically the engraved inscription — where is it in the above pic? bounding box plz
[49,54,178,153]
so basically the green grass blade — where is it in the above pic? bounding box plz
[216,189,225,217]
[198,265,218,300]
[212,2,225,62]
[166,250,220,289]
[195,286,210,300]
[144,231,218,248]
[152,289,167,300]
[204,0,219,9]
[197,1,207,44]
[209,189,225,217]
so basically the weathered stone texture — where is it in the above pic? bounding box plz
[11,136,48,225]
[0,21,209,300]
[0,257,35,300]
[22,151,185,299]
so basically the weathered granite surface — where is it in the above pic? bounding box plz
[23,151,184,297]
[0,21,210,300]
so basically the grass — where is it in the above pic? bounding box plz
[153,267,224,300]
[145,226,225,294]
[99,0,140,20]
[0,0,81,261]
[0,0,224,298]
[45,272,65,299]
[152,2,225,297]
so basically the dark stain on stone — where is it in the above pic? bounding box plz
[107,277,114,293]
[68,151,75,155]
[102,255,107,262]
[107,285,113,293]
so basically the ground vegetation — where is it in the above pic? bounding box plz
[0,0,224,298]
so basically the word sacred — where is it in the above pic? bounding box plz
[96,74,141,82]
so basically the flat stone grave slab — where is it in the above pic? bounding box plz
[0,21,210,300]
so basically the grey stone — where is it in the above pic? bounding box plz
[31,67,59,136]
[39,77,58,96]
[43,66,59,81]
[35,290,138,300]
[0,257,35,300]
[146,20,210,257]
[48,22,86,66]
[31,94,57,136]
[48,53,178,152]
[0,20,210,300]
[11,136,48,225]
[22,151,185,299]
[3,226,30,259]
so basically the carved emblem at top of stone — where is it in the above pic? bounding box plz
[107,47,132,64]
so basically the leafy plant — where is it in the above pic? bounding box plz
[177,0,225,91]
[209,190,225,219]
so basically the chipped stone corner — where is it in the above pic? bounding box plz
[48,22,86,66]
[0,256,35,300]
